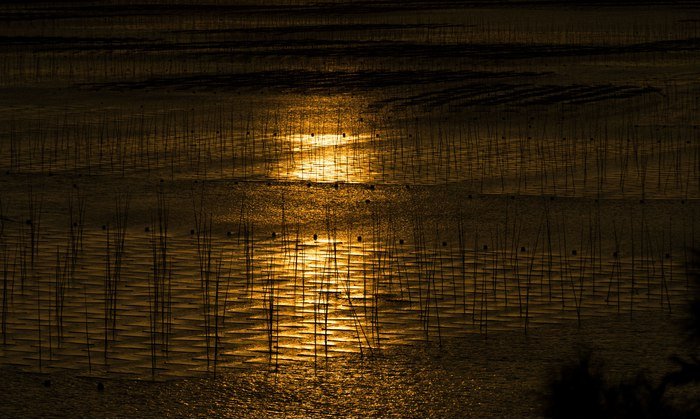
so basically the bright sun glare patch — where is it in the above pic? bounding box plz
[280,132,374,184]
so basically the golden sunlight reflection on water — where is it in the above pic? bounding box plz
[243,233,385,363]
[280,132,376,184]
[264,92,381,184]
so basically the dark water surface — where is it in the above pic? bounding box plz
[0,312,685,418]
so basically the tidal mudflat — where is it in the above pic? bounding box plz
[0,1,699,417]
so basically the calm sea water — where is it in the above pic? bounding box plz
[0,1,698,417]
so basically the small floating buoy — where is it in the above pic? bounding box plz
[144,226,150,232]
[442,241,447,247]
[521,246,526,252]
[272,232,276,239]
[357,236,362,242]
[313,234,317,241]
[572,250,577,256]
[190,229,195,235]
[483,244,488,250]
[399,239,404,245]
[97,382,104,392]
[365,199,371,204]
[227,231,233,237]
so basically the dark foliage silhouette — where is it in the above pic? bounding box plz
[544,251,700,419]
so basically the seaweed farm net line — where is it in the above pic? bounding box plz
[0,212,693,378]
[1,113,698,199]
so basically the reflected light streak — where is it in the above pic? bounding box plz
[245,233,384,362]
[280,132,375,184]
